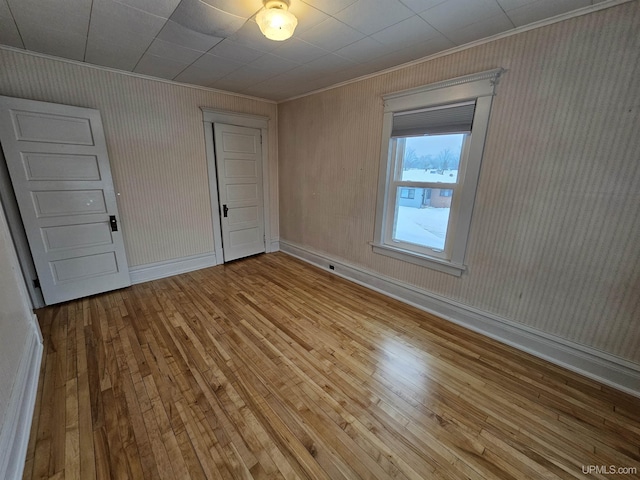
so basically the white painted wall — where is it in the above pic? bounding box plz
[0,205,32,417]
[0,203,37,476]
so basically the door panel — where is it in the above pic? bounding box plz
[22,153,101,180]
[227,206,258,225]
[214,123,265,262]
[51,252,119,283]
[224,159,257,177]
[32,190,107,217]
[11,110,95,144]
[42,222,114,251]
[0,96,130,305]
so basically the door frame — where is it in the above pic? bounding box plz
[0,148,45,308]
[201,108,272,265]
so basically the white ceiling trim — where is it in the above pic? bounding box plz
[0,44,277,104]
[280,0,633,103]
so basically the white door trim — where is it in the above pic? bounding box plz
[0,149,44,308]
[201,108,272,265]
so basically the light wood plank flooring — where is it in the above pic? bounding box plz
[23,252,640,480]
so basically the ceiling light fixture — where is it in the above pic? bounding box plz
[256,0,298,41]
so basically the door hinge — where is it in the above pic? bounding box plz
[33,278,40,289]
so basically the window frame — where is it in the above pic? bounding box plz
[372,69,504,276]
[384,134,470,259]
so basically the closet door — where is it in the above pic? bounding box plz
[0,95,130,305]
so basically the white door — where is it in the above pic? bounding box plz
[214,123,265,262]
[0,96,130,305]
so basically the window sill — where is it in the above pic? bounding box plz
[371,243,466,277]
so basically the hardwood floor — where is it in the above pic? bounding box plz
[23,252,640,480]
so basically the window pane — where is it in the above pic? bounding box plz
[398,134,466,183]
[393,188,453,251]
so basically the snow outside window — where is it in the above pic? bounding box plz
[372,69,504,276]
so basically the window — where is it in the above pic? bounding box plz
[399,188,415,199]
[373,69,504,276]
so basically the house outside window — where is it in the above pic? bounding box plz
[372,69,504,276]
[399,188,415,199]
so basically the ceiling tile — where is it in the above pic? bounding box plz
[190,52,244,76]
[90,0,166,41]
[399,0,447,13]
[174,64,220,85]
[300,0,359,16]
[297,17,365,52]
[286,2,330,34]
[87,20,155,68]
[332,62,379,80]
[210,66,270,90]
[334,37,388,63]
[302,53,357,74]
[133,52,191,79]
[247,53,300,74]
[364,33,454,71]
[88,26,154,57]
[277,65,331,86]
[208,39,264,63]
[157,20,224,51]
[200,0,262,18]
[446,13,514,45]
[146,38,203,63]
[371,14,439,48]
[169,0,246,37]
[496,0,538,10]
[335,0,414,35]
[271,37,328,64]
[114,0,181,18]
[210,77,254,92]
[228,20,281,53]
[0,0,24,48]
[246,72,317,96]
[399,32,455,57]
[242,82,290,100]
[85,36,148,70]
[19,20,86,61]
[8,0,91,37]
[419,0,505,32]
[505,0,591,27]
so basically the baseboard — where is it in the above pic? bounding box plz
[269,239,280,252]
[0,316,44,480]
[279,240,640,398]
[129,252,218,284]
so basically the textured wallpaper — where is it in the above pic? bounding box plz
[278,2,640,364]
[0,206,32,422]
[0,50,278,267]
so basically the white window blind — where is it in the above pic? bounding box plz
[391,101,476,137]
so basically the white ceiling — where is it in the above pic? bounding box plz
[0,0,603,101]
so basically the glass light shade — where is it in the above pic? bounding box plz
[256,3,298,41]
